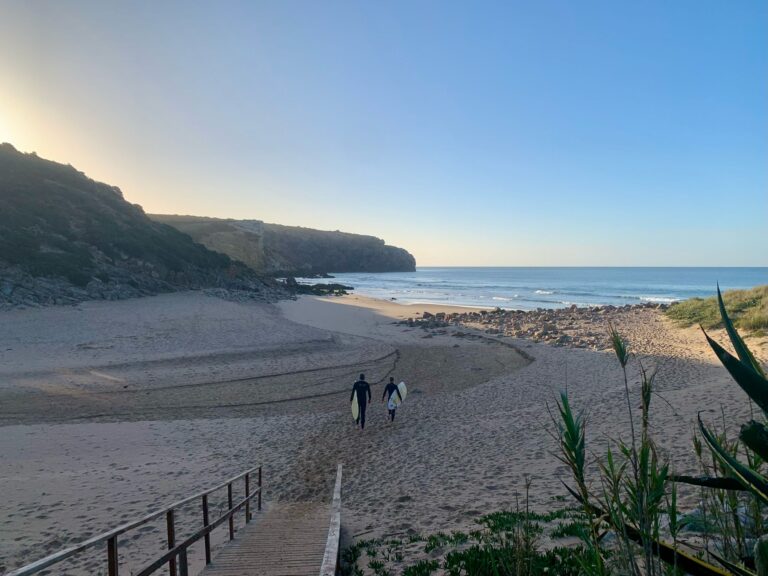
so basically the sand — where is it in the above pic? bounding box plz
[1,291,764,574]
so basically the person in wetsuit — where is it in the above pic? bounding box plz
[350,373,372,430]
[381,376,403,422]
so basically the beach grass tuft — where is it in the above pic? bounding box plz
[665,285,768,333]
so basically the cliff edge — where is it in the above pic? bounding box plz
[150,214,417,275]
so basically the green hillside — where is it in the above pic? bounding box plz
[0,143,279,305]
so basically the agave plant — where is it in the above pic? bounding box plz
[669,286,768,575]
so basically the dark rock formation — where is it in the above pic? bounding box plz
[283,277,353,296]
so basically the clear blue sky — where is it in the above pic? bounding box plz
[1,1,766,265]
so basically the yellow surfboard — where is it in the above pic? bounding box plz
[351,390,359,420]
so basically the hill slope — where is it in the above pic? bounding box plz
[150,215,416,275]
[0,143,281,307]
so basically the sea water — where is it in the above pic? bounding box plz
[301,267,768,310]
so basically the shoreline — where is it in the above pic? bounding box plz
[297,267,768,313]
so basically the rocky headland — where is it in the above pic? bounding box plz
[150,214,416,275]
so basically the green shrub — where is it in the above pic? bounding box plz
[402,560,439,576]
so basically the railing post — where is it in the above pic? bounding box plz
[227,482,234,540]
[202,494,212,565]
[107,535,118,576]
[258,466,262,511]
[245,473,251,523]
[166,509,176,576]
[178,548,189,576]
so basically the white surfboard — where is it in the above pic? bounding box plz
[351,390,359,420]
[391,381,407,407]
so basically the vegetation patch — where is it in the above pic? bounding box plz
[666,285,768,333]
[341,507,589,576]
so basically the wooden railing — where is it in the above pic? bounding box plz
[319,464,343,576]
[6,465,263,576]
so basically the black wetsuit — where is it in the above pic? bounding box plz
[350,379,372,429]
[382,382,403,421]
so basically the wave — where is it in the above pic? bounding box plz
[639,296,681,303]
[534,289,556,295]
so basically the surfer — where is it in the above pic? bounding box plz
[381,376,403,422]
[350,374,372,430]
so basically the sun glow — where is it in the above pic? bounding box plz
[0,113,13,144]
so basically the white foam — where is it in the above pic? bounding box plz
[534,290,555,295]
[639,296,680,303]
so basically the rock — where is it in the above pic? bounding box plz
[0,281,15,298]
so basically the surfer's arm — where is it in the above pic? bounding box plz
[367,385,372,402]
[396,389,403,402]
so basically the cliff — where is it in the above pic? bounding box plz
[0,144,283,307]
[150,215,416,275]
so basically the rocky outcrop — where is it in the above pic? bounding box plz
[399,302,670,350]
[0,143,285,309]
[150,215,416,275]
[282,277,353,296]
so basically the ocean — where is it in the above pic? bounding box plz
[301,267,768,310]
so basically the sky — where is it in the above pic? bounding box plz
[1,0,766,266]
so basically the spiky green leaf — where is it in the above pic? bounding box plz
[740,420,768,462]
[709,550,757,576]
[557,391,586,485]
[718,284,766,378]
[699,414,768,505]
[609,324,629,368]
[669,475,746,491]
[704,330,768,416]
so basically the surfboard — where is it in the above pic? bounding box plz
[351,390,359,420]
[391,381,407,407]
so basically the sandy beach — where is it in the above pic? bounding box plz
[1,292,765,574]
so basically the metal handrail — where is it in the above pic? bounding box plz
[5,465,262,576]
